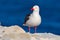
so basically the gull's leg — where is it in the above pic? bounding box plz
[28,27,30,33]
[34,26,37,33]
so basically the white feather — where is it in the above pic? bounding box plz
[24,5,41,27]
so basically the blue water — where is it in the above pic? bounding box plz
[0,0,60,35]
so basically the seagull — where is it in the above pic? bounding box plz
[23,5,41,33]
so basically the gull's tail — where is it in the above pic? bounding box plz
[23,24,26,26]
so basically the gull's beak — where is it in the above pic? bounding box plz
[31,8,34,11]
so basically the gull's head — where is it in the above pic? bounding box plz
[31,5,39,11]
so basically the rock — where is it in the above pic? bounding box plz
[31,37,36,40]
[4,25,26,34]
[0,25,27,40]
[0,25,60,40]
[3,33,31,40]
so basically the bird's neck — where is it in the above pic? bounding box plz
[33,10,39,15]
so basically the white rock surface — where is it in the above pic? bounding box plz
[0,25,60,40]
[4,25,26,33]
[31,37,36,40]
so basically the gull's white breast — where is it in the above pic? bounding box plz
[26,14,41,27]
